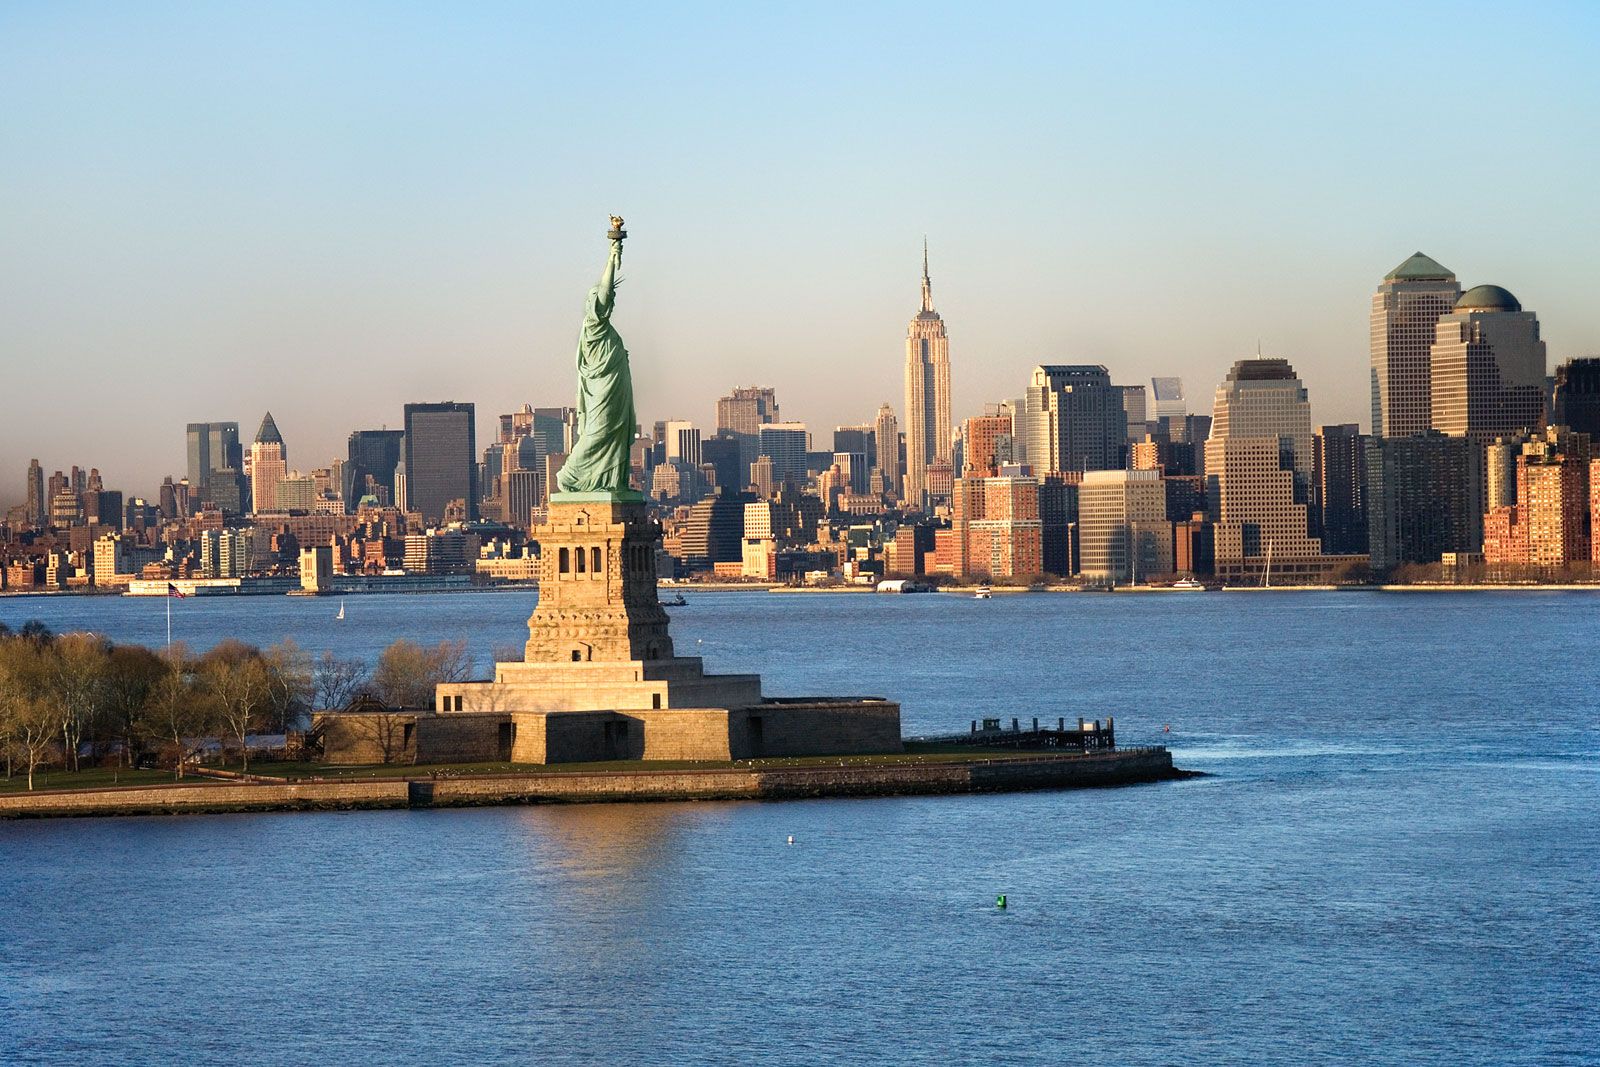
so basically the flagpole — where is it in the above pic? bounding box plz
[167,591,172,651]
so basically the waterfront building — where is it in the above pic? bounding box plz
[345,429,404,510]
[198,527,255,578]
[874,404,901,499]
[1551,358,1600,437]
[676,492,753,573]
[498,404,535,444]
[951,469,1042,580]
[403,402,477,524]
[903,244,951,508]
[249,412,287,514]
[1482,428,1593,569]
[1038,473,1080,578]
[756,423,809,487]
[1486,435,1523,513]
[749,455,775,499]
[962,412,1014,477]
[1366,432,1483,572]
[1077,469,1170,584]
[1019,365,1125,474]
[1370,252,1461,438]
[1204,358,1344,581]
[402,530,474,575]
[1313,424,1369,555]
[1430,285,1547,443]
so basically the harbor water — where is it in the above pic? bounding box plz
[0,589,1595,1064]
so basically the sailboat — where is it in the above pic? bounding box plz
[336,599,346,620]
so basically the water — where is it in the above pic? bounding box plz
[1,590,1596,1065]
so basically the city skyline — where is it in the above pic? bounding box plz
[4,5,1599,503]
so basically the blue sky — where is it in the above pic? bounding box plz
[2,1,1597,500]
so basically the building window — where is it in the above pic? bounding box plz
[559,547,570,573]
[591,546,602,574]
[576,546,586,573]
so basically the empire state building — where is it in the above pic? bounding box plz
[904,242,951,508]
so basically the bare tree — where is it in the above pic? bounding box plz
[263,639,313,732]
[136,647,212,779]
[103,643,168,768]
[47,632,110,772]
[372,639,475,709]
[0,640,66,790]
[311,650,369,712]
[199,641,275,773]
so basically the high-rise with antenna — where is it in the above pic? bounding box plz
[903,239,951,509]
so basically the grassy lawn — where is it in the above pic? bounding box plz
[0,767,193,794]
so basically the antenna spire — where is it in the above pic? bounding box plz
[920,237,933,313]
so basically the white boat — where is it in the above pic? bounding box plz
[336,599,345,620]
[1172,578,1205,591]
[974,586,992,600]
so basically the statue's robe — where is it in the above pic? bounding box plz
[556,240,636,494]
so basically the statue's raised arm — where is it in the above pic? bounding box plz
[555,218,639,498]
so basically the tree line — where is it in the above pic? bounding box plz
[0,621,473,789]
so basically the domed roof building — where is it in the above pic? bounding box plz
[1430,282,1546,443]
[1455,284,1522,313]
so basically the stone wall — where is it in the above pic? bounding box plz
[739,701,903,758]
[0,750,1178,819]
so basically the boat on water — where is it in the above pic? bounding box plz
[973,586,992,600]
[1172,578,1205,591]
[663,593,687,606]
[336,598,346,619]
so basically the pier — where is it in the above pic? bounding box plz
[920,715,1117,751]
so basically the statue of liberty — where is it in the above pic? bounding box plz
[554,217,639,498]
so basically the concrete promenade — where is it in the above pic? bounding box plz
[0,748,1181,819]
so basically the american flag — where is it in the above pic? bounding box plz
[166,582,187,599]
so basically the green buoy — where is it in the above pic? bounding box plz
[996,894,1007,909]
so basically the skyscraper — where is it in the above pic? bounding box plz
[903,243,951,508]
[663,420,702,467]
[185,422,242,498]
[756,423,808,487]
[874,403,900,499]
[962,412,1013,476]
[1150,377,1187,421]
[1370,252,1461,438]
[716,386,780,476]
[1430,284,1547,443]
[1078,469,1171,585]
[1551,357,1600,437]
[1019,365,1125,475]
[1206,358,1342,581]
[249,412,287,514]
[403,402,477,524]
[1313,424,1369,555]
[25,459,45,527]
[1367,432,1483,571]
[345,429,405,510]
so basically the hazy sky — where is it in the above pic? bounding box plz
[3,2,1598,505]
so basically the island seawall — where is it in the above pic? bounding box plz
[0,748,1182,819]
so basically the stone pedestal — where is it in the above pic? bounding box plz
[525,495,673,663]
[412,490,904,764]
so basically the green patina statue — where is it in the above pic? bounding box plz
[554,217,640,499]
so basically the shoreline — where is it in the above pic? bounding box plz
[0,748,1184,819]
